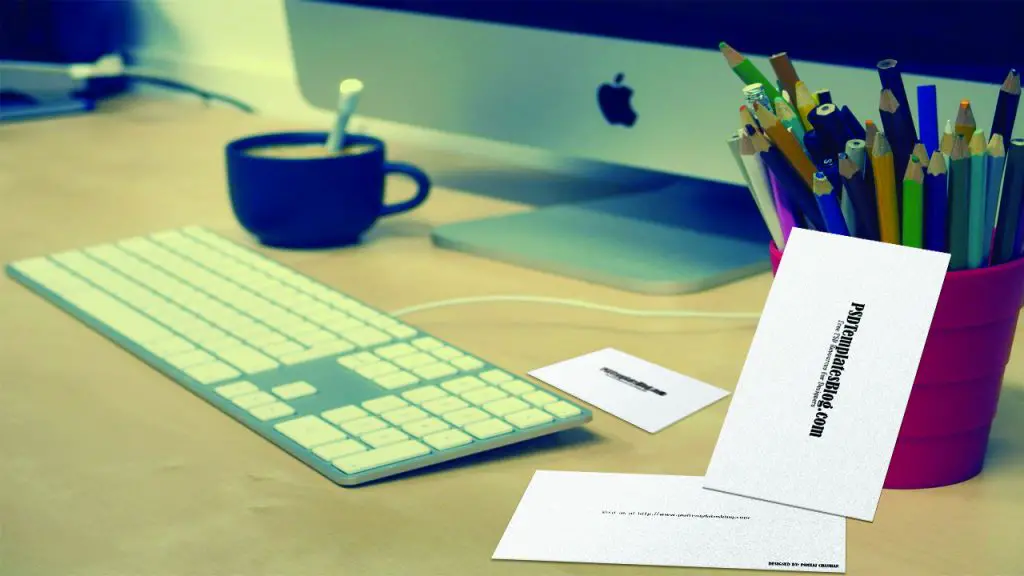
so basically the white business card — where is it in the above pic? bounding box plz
[493,470,846,573]
[704,228,950,521]
[528,348,729,433]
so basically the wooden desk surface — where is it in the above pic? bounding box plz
[1,98,1021,576]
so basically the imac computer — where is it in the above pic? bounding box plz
[283,0,1018,294]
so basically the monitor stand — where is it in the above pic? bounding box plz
[430,173,773,295]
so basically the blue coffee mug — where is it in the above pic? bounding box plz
[225,131,431,248]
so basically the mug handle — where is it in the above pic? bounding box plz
[379,162,431,216]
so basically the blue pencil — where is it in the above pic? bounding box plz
[924,151,948,253]
[984,135,1007,264]
[917,85,939,158]
[812,171,850,235]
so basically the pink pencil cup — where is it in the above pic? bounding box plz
[769,241,1024,489]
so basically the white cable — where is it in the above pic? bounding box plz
[389,295,761,320]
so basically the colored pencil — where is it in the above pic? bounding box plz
[991,69,1020,141]
[948,136,972,270]
[879,88,916,184]
[728,130,754,190]
[984,134,1007,263]
[840,106,867,140]
[775,96,806,146]
[846,139,868,173]
[992,138,1024,265]
[955,100,977,139]
[871,132,900,244]
[808,103,848,160]
[720,42,792,115]
[740,105,759,134]
[902,155,925,248]
[917,84,939,158]
[877,58,913,126]
[740,132,786,249]
[769,52,801,107]
[813,171,850,235]
[794,81,817,131]
[839,154,879,240]
[752,130,826,231]
[967,130,989,268]
[912,143,928,167]
[803,131,826,166]
[924,150,948,253]
[753,102,817,188]
[865,120,879,153]
[814,89,833,105]
[940,119,954,156]
[769,168,797,248]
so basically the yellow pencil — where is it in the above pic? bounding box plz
[871,131,900,244]
[794,81,816,131]
[753,102,817,189]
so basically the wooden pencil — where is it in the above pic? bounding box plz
[775,96,806,145]
[877,58,912,117]
[814,89,833,105]
[794,81,817,131]
[839,154,879,240]
[753,102,817,189]
[769,168,797,247]
[720,42,790,114]
[812,172,850,235]
[917,84,939,157]
[846,139,868,173]
[948,135,972,269]
[740,132,786,249]
[967,130,989,268]
[728,130,754,191]
[865,120,879,153]
[990,69,1021,141]
[751,130,827,231]
[992,138,1024,265]
[902,155,925,248]
[769,52,801,109]
[840,106,867,140]
[740,105,759,134]
[808,103,847,160]
[871,131,900,244]
[940,119,954,156]
[924,150,949,253]
[879,88,916,183]
[984,134,1007,263]
[912,143,928,167]
[955,100,977,139]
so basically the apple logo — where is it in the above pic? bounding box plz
[597,73,637,127]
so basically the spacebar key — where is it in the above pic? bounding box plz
[331,440,430,474]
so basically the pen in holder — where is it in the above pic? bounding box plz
[769,241,1024,489]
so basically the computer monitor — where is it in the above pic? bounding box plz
[284,0,1018,293]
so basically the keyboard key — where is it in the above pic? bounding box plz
[248,402,295,422]
[183,362,241,384]
[231,391,277,409]
[164,349,216,369]
[412,337,443,351]
[394,353,436,369]
[356,361,399,379]
[262,340,303,358]
[361,428,409,448]
[313,439,367,460]
[362,395,408,414]
[271,381,317,400]
[274,415,345,448]
[143,336,195,357]
[504,408,554,429]
[422,396,469,416]
[401,386,447,404]
[461,387,508,406]
[413,363,458,380]
[215,345,279,374]
[482,397,531,417]
[374,371,419,390]
[523,390,558,406]
[293,329,337,346]
[442,407,490,426]
[544,401,582,418]
[401,417,450,437]
[321,405,368,424]
[441,376,486,395]
[340,327,392,347]
[480,370,513,384]
[450,356,484,371]
[374,343,417,359]
[337,352,379,369]
[381,406,428,425]
[464,418,514,440]
[340,416,388,435]
[431,346,462,360]
[331,440,430,474]
[384,325,417,339]
[423,430,473,450]
[203,336,244,353]
[279,340,354,365]
[500,380,535,395]
[215,381,258,398]
[63,288,173,343]
[324,318,365,333]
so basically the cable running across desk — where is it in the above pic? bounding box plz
[390,295,762,320]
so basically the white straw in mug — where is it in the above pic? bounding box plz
[325,78,365,153]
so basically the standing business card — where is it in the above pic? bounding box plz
[704,229,949,521]
[493,471,845,573]
[529,348,729,433]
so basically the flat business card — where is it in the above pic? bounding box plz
[528,348,729,433]
[493,471,846,573]
[704,228,950,521]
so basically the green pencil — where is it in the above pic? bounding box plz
[967,130,989,268]
[902,155,925,248]
[721,42,797,117]
[948,136,972,270]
